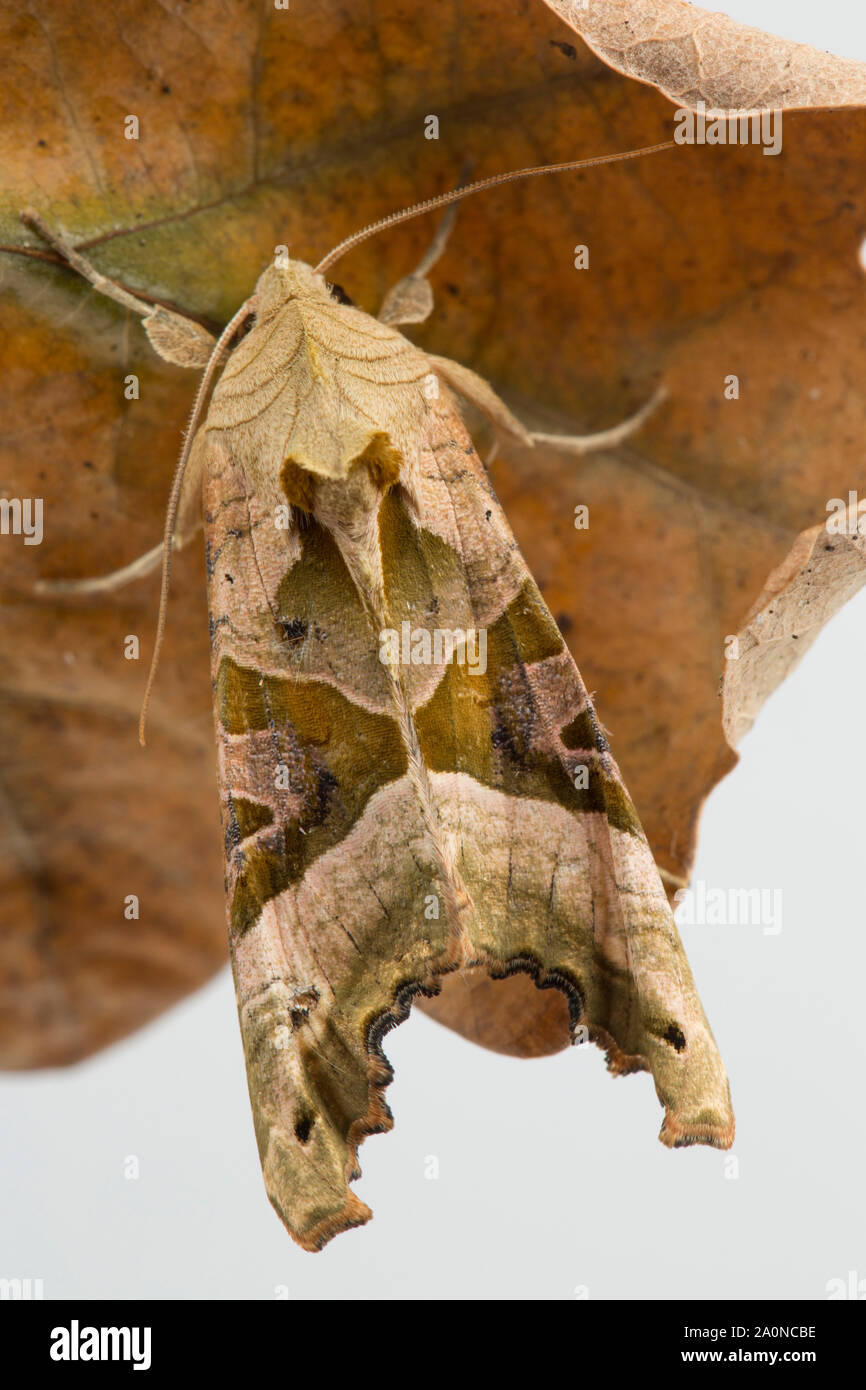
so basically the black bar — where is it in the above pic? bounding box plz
[1,1298,860,1374]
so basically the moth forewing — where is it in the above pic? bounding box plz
[20,142,725,1251]
[201,256,733,1251]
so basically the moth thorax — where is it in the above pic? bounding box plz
[279,432,402,519]
[253,259,331,318]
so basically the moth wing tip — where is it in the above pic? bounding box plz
[273,1188,373,1254]
[658,1112,736,1152]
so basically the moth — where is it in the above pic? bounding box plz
[25,140,734,1251]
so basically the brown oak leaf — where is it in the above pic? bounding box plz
[2,0,866,1066]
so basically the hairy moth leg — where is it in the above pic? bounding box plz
[19,214,215,597]
[34,432,207,597]
[529,387,667,453]
[20,211,217,369]
[377,201,460,327]
[429,352,666,453]
[34,540,167,598]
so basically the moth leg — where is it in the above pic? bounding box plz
[529,387,667,454]
[377,202,460,327]
[20,210,217,369]
[34,540,167,597]
[34,431,206,597]
[32,527,206,597]
[428,352,666,453]
[427,354,533,444]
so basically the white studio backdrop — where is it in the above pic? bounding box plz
[1,1,864,1300]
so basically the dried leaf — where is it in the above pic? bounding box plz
[2,0,866,1068]
[723,511,866,747]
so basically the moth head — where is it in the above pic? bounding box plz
[254,258,331,319]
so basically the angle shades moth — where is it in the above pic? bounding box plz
[24,141,734,1251]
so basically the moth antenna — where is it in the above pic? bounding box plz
[138,296,256,747]
[314,140,674,275]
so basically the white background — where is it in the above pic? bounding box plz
[1,1,864,1300]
